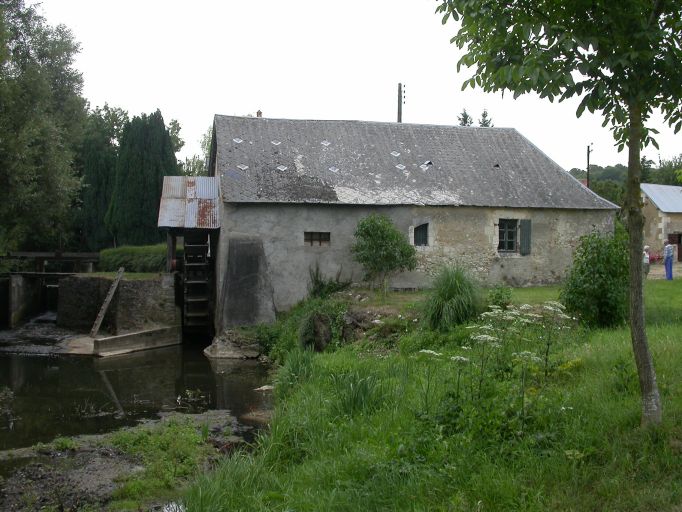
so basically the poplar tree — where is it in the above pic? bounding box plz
[436,0,682,426]
[105,110,177,246]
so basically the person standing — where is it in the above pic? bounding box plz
[663,241,674,280]
[643,245,650,280]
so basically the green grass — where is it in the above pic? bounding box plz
[511,284,561,304]
[184,279,682,511]
[644,279,682,325]
[108,419,211,510]
[98,244,183,273]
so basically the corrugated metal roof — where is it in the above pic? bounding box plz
[213,115,617,210]
[158,176,221,229]
[642,184,682,213]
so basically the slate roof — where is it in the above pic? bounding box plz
[158,176,220,229]
[641,183,682,213]
[213,115,616,210]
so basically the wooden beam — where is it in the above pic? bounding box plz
[4,251,99,261]
[90,267,124,338]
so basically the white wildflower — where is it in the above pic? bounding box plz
[472,334,499,343]
[450,356,470,364]
[519,304,533,311]
[544,301,566,310]
[512,351,542,364]
[418,349,442,357]
[461,345,472,351]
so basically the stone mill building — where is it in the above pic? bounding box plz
[159,115,617,331]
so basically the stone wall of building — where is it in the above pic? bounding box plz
[641,193,682,259]
[58,274,179,334]
[216,203,615,315]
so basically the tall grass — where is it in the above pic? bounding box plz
[183,280,682,511]
[423,265,483,330]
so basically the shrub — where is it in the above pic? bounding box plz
[268,297,349,363]
[424,265,483,330]
[487,284,512,309]
[351,214,417,293]
[99,244,182,272]
[308,264,351,298]
[297,298,348,352]
[560,227,628,327]
[52,436,77,451]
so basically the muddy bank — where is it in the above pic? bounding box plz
[0,409,267,511]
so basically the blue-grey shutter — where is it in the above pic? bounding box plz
[519,219,531,255]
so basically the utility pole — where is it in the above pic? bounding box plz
[397,83,406,123]
[586,143,593,189]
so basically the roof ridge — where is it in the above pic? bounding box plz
[213,114,516,132]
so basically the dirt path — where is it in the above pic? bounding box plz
[647,262,682,280]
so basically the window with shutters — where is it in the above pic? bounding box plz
[304,232,330,246]
[414,223,429,246]
[497,219,531,255]
[498,219,518,252]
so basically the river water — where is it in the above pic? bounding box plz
[0,318,272,451]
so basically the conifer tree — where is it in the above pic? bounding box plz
[79,105,128,250]
[457,108,473,126]
[478,109,493,127]
[105,110,177,246]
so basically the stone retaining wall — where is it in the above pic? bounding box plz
[58,274,179,334]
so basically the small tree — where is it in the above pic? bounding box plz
[560,227,629,328]
[435,0,682,426]
[351,214,417,293]
[457,108,474,126]
[478,109,494,127]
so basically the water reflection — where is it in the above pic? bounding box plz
[0,345,271,451]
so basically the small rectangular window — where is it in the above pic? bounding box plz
[414,223,429,246]
[498,219,518,252]
[304,231,330,246]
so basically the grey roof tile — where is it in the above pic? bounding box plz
[213,115,617,209]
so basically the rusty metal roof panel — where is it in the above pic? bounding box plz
[158,197,186,228]
[194,176,220,199]
[196,198,219,227]
[162,176,187,198]
[158,176,220,229]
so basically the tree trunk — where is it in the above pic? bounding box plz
[624,102,662,427]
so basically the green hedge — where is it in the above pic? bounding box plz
[99,244,183,273]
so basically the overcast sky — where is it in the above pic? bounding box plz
[32,0,681,171]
